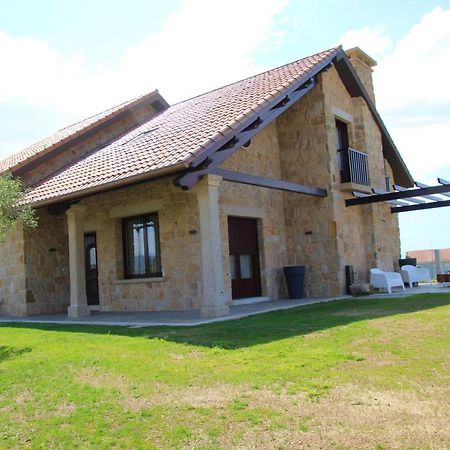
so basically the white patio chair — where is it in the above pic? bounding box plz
[400,265,432,287]
[370,268,405,294]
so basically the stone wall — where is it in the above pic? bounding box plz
[73,178,202,312]
[322,69,376,287]
[277,77,343,296]
[0,225,27,316]
[23,209,70,314]
[321,67,400,287]
[219,122,288,299]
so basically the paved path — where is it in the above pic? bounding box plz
[0,284,448,327]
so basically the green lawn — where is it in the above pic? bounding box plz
[1,294,449,449]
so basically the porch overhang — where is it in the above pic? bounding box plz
[345,178,450,213]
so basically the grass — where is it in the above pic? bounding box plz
[0,293,449,449]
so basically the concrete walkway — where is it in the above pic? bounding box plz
[0,284,448,327]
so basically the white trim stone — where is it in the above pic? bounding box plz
[332,106,353,123]
[223,205,265,218]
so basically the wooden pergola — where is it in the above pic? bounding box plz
[346,178,450,213]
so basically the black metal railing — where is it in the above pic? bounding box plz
[339,147,370,186]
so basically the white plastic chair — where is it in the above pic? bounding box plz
[370,268,405,294]
[400,265,432,287]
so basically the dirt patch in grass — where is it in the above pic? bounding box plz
[15,389,33,405]
[55,402,76,417]
[77,368,242,410]
[110,381,450,449]
[77,368,129,391]
[301,384,449,449]
[208,384,450,449]
[75,366,449,448]
[123,384,244,411]
[169,350,204,361]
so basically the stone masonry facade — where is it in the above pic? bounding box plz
[0,50,402,316]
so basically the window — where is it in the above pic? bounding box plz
[122,213,162,278]
[385,175,391,193]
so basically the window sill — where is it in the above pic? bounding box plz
[114,277,165,285]
[340,182,372,194]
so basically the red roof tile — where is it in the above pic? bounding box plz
[21,47,340,204]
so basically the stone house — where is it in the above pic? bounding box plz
[0,46,413,318]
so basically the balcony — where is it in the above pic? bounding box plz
[339,147,370,187]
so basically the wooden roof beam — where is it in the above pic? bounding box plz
[210,168,327,197]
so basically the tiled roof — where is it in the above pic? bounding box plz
[22,47,340,204]
[0,90,162,173]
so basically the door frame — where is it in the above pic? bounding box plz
[227,216,262,300]
[84,232,100,309]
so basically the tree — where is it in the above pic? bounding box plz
[0,174,37,241]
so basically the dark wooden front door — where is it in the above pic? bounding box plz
[228,217,261,299]
[84,233,99,305]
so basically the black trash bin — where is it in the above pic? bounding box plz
[283,265,306,299]
[398,258,417,268]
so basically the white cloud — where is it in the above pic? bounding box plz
[374,6,450,111]
[339,25,392,57]
[389,122,450,183]
[115,0,289,104]
[372,7,450,183]
[338,7,450,182]
[0,31,85,108]
[0,0,289,120]
[0,0,289,156]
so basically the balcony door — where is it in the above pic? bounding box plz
[336,119,349,182]
[228,217,261,299]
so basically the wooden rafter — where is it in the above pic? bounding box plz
[174,77,318,190]
[174,55,339,190]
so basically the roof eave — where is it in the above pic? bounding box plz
[27,161,188,208]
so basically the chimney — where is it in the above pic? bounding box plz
[345,47,377,103]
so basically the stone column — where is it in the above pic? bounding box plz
[196,174,230,318]
[66,205,90,318]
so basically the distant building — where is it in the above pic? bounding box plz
[406,249,450,277]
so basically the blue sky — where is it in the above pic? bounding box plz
[0,0,449,254]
